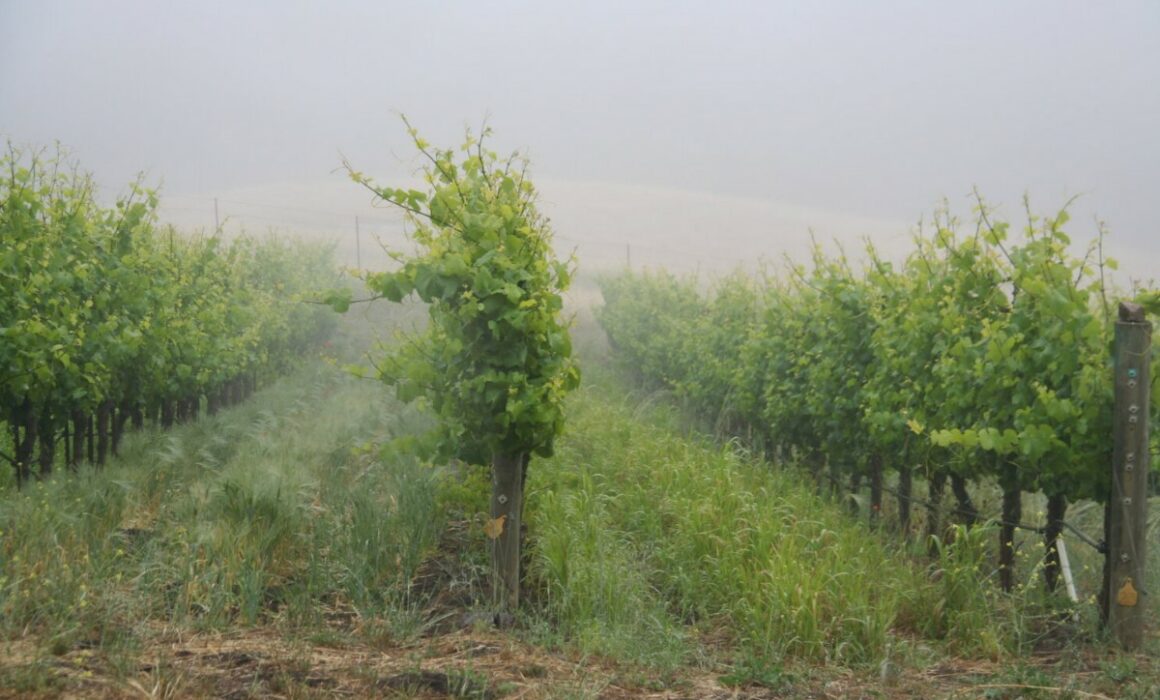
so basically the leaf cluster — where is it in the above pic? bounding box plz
[598,199,1151,504]
[0,143,340,450]
[344,122,579,463]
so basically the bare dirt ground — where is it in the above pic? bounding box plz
[2,615,1153,700]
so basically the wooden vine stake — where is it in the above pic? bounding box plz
[1106,301,1150,649]
[489,453,525,614]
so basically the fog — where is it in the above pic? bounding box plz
[2,1,1157,282]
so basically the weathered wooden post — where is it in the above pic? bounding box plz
[489,451,528,617]
[1106,301,1150,649]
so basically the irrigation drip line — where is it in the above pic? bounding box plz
[819,470,1107,553]
[1059,519,1107,553]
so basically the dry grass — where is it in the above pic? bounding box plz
[4,621,1154,699]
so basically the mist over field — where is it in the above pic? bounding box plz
[2,1,1157,283]
[6,3,1160,696]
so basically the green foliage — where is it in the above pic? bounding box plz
[347,119,579,463]
[598,199,1145,509]
[1136,289,1160,317]
[922,523,1006,651]
[718,654,792,691]
[0,142,340,484]
[0,353,441,644]
[597,270,703,393]
[526,369,1008,666]
[917,204,1114,501]
[532,480,686,667]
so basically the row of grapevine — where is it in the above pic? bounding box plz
[0,144,340,487]
[599,202,1155,592]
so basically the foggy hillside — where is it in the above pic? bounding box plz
[3,1,1156,284]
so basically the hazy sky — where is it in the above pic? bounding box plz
[2,1,1157,280]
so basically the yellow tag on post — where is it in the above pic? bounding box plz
[1116,578,1139,607]
[483,515,507,540]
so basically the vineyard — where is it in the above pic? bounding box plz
[0,138,1157,697]
[598,201,1157,622]
[0,145,340,487]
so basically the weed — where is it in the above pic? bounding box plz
[718,652,792,690]
[0,659,64,694]
[1099,655,1137,683]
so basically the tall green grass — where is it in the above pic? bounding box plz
[0,352,444,666]
[526,366,1056,672]
[1,299,1125,693]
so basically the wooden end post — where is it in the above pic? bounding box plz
[1107,301,1150,649]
